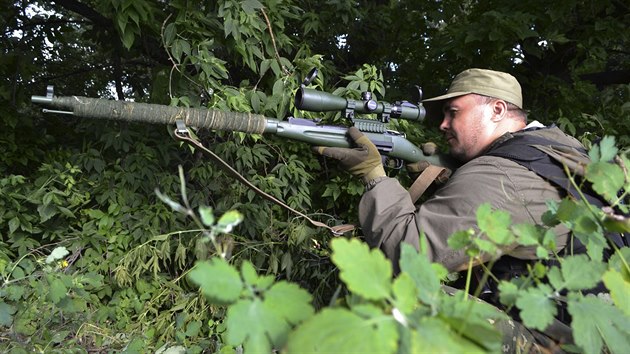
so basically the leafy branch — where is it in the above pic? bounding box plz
[155,165,243,260]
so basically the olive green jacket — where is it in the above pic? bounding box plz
[359,125,585,272]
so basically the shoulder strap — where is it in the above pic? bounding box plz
[485,131,628,252]
[408,165,447,203]
[485,132,603,206]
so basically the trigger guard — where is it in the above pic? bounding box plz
[382,156,403,169]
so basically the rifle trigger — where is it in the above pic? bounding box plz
[175,120,189,135]
[384,157,404,170]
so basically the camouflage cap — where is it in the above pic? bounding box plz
[422,68,523,120]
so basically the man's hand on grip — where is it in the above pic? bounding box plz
[312,127,386,184]
[406,142,451,183]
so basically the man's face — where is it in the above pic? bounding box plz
[439,94,494,162]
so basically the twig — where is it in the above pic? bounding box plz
[260,8,290,76]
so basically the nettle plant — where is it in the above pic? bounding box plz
[178,136,629,354]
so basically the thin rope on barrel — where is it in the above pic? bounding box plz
[57,96,268,134]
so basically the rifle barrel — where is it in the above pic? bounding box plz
[31,95,269,134]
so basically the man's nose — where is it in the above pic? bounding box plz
[439,117,450,131]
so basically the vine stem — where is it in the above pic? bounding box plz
[563,164,630,272]
[260,8,289,76]
[463,257,474,301]
[160,14,204,99]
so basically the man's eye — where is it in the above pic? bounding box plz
[447,109,458,118]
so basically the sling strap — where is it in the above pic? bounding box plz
[485,130,627,251]
[173,123,355,235]
[408,164,448,203]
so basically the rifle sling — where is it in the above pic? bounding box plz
[408,165,447,203]
[173,127,354,235]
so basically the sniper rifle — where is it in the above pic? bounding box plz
[31,68,458,171]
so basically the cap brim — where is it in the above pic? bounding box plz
[422,91,471,121]
[422,91,471,103]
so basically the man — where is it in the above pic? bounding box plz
[314,68,585,272]
[313,68,588,351]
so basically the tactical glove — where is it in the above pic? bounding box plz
[312,127,386,184]
[406,142,452,183]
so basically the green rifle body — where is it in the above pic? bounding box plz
[31,95,458,169]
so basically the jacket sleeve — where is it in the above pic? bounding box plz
[358,177,421,267]
[358,174,482,272]
[359,156,568,272]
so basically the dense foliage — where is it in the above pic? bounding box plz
[1,0,629,352]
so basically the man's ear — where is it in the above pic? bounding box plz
[490,100,508,122]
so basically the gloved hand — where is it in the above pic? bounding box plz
[312,127,386,184]
[406,142,452,183]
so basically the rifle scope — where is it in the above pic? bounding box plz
[294,87,425,122]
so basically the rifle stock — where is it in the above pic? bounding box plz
[31,94,459,171]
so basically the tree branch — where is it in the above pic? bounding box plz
[580,70,630,87]
[52,0,111,28]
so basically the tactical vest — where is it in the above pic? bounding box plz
[480,127,627,325]
[484,127,627,255]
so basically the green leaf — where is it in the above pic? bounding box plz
[38,203,57,222]
[272,78,285,97]
[568,294,630,354]
[555,198,580,222]
[216,210,243,233]
[225,298,275,353]
[515,284,556,330]
[260,59,271,77]
[286,308,398,354]
[122,28,135,50]
[512,223,542,246]
[447,229,475,250]
[546,266,564,290]
[198,205,215,227]
[188,259,243,304]
[439,295,505,351]
[185,321,202,337]
[241,0,264,15]
[48,278,67,304]
[497,281,519,307]
[117,13,128,33]
[330,238,392,301]
[264,281,314,325]
[586,161,624,202]
[0,301,16,327]
[392,272,417,314]
[226,289,309,352]
[474,238,497,254]
[602,270,630,316]
[550,255,607,291]
[411,317,486,353]
[608,247,630,275]
[399,243,442,308]
[573,229,608,262]
[240,260,259,287]
[163,23,176,46]
[599,136,617,160]
[351,303,382,319]
[45,246,69,264]
[8,216,19,234]
[477,203,513,245]
[602,214,630,233]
